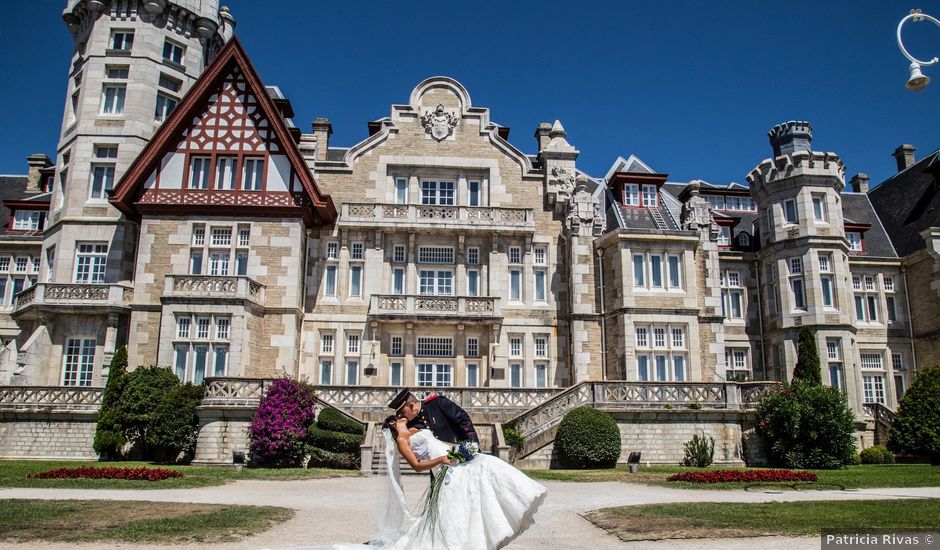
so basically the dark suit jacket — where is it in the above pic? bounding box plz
[407,394,479,444]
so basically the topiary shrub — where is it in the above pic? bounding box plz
[121,365,180,459]
[306,445,359,469]
[554,407,621,469]
[793,326,822,386]
[94,347,129,459]
[307,425,364,454]
[756,380,856,469]
[248,377,317,467]
[147,383,204,463]
[682,433,715,467]
[859,445,896,465]
[888,365,940,465]
[316,407,365,435]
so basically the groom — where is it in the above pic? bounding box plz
[388,388,479,444]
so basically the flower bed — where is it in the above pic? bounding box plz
[667,469,818,484]
[28,466,184,481]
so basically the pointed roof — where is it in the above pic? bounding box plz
[110,37,335,225]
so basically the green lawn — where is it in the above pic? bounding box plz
[586,499,940,541]
[526,464,940,490]
[0,499,292,543]
[0,460,360,489]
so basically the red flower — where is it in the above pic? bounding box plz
[667,469,817,484]
[28,466,184,481]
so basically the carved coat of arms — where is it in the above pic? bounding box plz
[421,104,459,141]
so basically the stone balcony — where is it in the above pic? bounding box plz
[163,275,265,306]
[337,203,535,234]
[12,283,133,319]
[369,294,501,324]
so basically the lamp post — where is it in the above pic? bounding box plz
[897,9,940,91]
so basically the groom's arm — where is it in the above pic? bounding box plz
[435,395,479,443]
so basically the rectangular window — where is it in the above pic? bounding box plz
[467,337,479,358]
[320,332,334,354]
[12,211,42,231]
[319,360,333,385]
[395,178,408,204]
[158,73,182,93]
[393,268,405,294]
[417,363,451,387]
[416,337,453,357]
[508,246,522,264]
[393,244,406,263]
[209,252,230,276]
[829,364,844,391]
[380,336,399,359]
[510,363,522,388]
[642,184,657,207]
[420,180,455,205]
[863,375,886,404]
[242,158,264,191]
[624,184,639,206]
[418,246,454,264]
[884,277,895,292]
[189,156,211,189]
[90,164,115,199]
[100,84,126,114]
[668,255,681,288]
[819,253,831,272]
[867,295,879,322]
[827,339,840,361]
[466,247,479,265]
[174,344,188,381]
[211,227,232,247]
[655,355,668,381]
[718,226,732,246]
[635,327,648,347]
[74,243,107,283]
[860,353,884,370]
[347,333,360,354]
[195,317,211,339]
[110,31,134,51]
[847,232,863,252]
[162,40,184,64]
[633,254,645,287]
[855,295,865,321]
[177,316,191,339]
[324,265,336,296]
[418,270,452,296]
[215,156,237,190]
[467,269,479,296]
[45,247,54,282]
[326,241,338,259]
[673,355,686,381]
[650,255,663,287]
[237,227,250,248]
[215,318,230,340]
[789,257,803,275]
[892,353,905,371]
[812,194,826,221]
[213,345,228,377]
[467,363,479,387]
[155,93,177,121]
[886,296,897,322]
[791,278,806,309]
[510,337,522,357]
[534,336,548,358]
[468,180,480,206]
[671,328,684,348]
[534,270,546,301]
[345,361,359,385]
[637,355,649,381]
[534,246,547,265]
[191,247,205,275]
[391,362,403,386]
[62,338,95,386]
[349,265,362,297]
[822,276,834,307]
[653,328,666,348]
[510,269,521,301]
[193,227,205,246]
[536,363,548,388]
[783,199,797,223]
[351,242,364,260]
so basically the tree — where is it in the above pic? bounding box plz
[793,326,822,386]
[147,383,205,462]
[93,347,129,459]
[888,366,940,465]
[121,366,180,458]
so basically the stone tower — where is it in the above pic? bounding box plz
[746,121,861,407]
[11,1,234,384]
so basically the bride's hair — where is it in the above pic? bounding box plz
[384,414,400,437]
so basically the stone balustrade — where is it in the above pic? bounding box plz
[164,275,264,305]
[0,386,103,411]
[338,203,535,233]
[12,283,133,317]
[370,295,501,321]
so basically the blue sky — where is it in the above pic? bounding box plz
[1,1,938,187]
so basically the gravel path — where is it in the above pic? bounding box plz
[1,477,938,550]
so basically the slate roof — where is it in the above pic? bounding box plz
[0,176,30,235]
[841,192,897,258]
[868,149,940,257]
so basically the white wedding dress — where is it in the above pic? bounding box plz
[285,429,546,550]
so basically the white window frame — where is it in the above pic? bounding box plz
[74,243,108,283]
[62,338,96,386]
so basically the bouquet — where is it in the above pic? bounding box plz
[447,441,479,464]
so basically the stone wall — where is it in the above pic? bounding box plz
[515,409,760,469]
[190,405,254,466]
[0,409,98,460]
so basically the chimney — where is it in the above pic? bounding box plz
[892,144,916,172]
[26,154,52,192]
[298,134,316,170]
[849,173,870,194]
[768,120,813,157]
[534,122,551,152]
[312,118,332,161]
[219,6,236,42]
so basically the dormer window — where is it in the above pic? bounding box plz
[12,211,44,231]
[718,226,731,246]
[641,184,658,207]
[847,232,863,252]
[738,232,750,248]
[624,184,639,206]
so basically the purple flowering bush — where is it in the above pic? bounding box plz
[248,377,317,467]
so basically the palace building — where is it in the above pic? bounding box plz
[1,1,937,464]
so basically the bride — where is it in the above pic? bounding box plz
[294,415,546,550]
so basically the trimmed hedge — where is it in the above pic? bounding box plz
[307,425,365,454]
[859,445,896,465]
[888,365,940,464]
[554,407,621,469]
[316,407,365,435]
[306,445,359,469]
